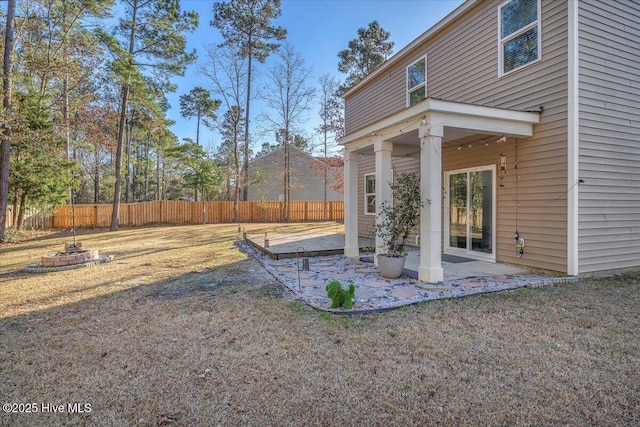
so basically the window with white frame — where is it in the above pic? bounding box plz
[365,174,376,215]
[407,57,426,106]
[498,0,541,75]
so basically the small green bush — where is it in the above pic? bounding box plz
[325,280,355,309]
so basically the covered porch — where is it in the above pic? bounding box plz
[342,98,540,283]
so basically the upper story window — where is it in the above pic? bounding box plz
[407,57,426,106]
[498,0,541,75]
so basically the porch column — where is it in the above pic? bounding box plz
[344,148,359,257]
[419,123,444,283]
[374,139,393,262]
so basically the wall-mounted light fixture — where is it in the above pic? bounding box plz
[500,153,507,172]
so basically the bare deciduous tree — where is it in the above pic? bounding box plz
[212,0,286,201]
[200,43,252,221]
[262,42,315,221]
[316,74,344,219]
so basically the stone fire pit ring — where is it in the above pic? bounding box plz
[22,241,115,273]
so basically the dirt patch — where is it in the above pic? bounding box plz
[0,223,639,425]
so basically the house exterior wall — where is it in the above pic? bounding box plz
[577,0,640,273]
[357,133,567,273]
[357,155,418,240]
[348,0,570,272]
[248,147,343,201]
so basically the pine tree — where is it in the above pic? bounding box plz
[0,0,16,241]
[100,0,198,230]
[337,21,394,92]
[179,87,221,145]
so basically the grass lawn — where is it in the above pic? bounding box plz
[1,223,638,426]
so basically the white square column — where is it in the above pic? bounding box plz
[419,123,444,283]
[344,148,359,257]
[374,139,393,262]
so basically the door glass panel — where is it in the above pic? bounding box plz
[449,173,467,249]
[470,170,493,253]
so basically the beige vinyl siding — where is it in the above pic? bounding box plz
[577,0,640,273]
[357,156,420,240]
[442,135,567,272]
[345,72,406,136]
[356,134,567,272]
[345,1,568,130]
[347,0,570,272]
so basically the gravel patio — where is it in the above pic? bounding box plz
[241,231,578,313]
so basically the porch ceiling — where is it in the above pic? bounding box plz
[387,127,481,145]
[342,98,541,152]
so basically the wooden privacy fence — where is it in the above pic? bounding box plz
[51,200,344,228]
[3,206,54,229]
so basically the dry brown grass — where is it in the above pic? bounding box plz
[1,223,639,426]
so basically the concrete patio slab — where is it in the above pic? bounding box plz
[247,231,529,281]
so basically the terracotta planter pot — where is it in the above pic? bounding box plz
[377,254,406,279]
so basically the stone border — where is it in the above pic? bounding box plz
[22,255,116,273]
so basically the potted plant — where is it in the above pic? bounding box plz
[375,172,422,278]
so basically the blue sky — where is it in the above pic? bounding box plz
[168,0,465,154]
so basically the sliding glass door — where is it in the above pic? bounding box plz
[445,166,495,259]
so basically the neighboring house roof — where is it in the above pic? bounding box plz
[250,144,341,166]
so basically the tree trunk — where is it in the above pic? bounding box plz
[62,0,70,164]
[233,127,240,222]
[145,132,150,200]
[196,114,201,145]
[11,189,18,226]
[124,113,134,203]
[133,129,142,201]
[156,149,161,200]
[161,158,166,200]
[283,129,290,222]
[323,132,328,220]
[63,76,72,203]
[16,192,26,230]
[112,84,129,230]
[242,47,252,201]
[0,0,16,241]
[111,0,137,231]
[94,143,100,204]
[227,174,232,201]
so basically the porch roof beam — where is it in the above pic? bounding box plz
[341,98,541,147]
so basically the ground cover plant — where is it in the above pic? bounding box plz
[326,279,356,309]
[1,223,638,426]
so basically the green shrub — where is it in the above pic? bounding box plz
[325,280,355,309]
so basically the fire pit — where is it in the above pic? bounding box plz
[23,242,114,273]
